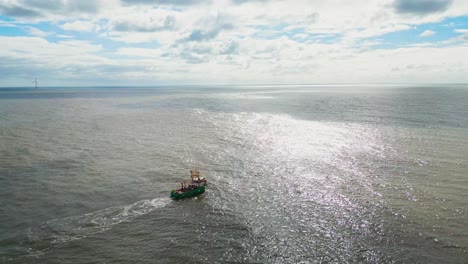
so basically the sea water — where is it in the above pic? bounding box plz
[0,85,467,263]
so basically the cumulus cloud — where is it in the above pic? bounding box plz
[24,0,100,13]
[393,0,453,15]
[111,16,175,32]
[180,50,210,63]
[219,40,239,54]
[57,34,73,38]
[116,47,163,57]
[186,29,221,41]
[231,0,269,5]
[26,26,53,37]
[120,0,206,5]
[182,15,234,42]
[0,4,42,18]
[419,29,436,37]
[0,0,102,19]
[61,20,95,32]
[453,29,468,42]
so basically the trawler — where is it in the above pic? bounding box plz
[170,170,207,199]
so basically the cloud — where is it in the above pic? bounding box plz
[419,29,435,37]
[120,0,206,5]
[26,27,53,37]
[116,47,163,57]
[0,56,41,77]
[61,20,96,32]
[57,34,73,38]
[393,0,453,15]
[0,36,156,85]
[219,40,239,54]
[180,50,209,63]
[0,21,17,27]
[184,22,233,42]
[454,29,468,42]
[186,29,219,41]
[91,64,150,74]
[0,4,42,18]
[305,12,319,24]
[176,42,213,63]
[439,28,468,44]
[24,0,100,13]
[231,0,269,4]
[111,16,175,32]
[0,0,102,20]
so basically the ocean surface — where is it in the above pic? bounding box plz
[0,85,467,263]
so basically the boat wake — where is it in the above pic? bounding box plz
[26,198,170,245]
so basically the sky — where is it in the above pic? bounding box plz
[0,0,468,86]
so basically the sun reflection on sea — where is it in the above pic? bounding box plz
[195,110,393,262]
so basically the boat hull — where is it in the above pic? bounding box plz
[170,186,205,199]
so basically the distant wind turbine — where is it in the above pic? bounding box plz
[33,78,38,89]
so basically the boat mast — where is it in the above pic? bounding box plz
[33,78,38,89]
[190,169,200,181]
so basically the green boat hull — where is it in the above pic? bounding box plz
[170,186,205,199]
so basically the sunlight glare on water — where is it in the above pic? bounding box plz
[195,111,394,262]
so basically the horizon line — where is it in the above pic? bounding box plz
[1,83,468,89]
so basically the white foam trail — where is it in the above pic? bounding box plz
[27,198,170,244]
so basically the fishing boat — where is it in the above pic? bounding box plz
[170,170,207,200]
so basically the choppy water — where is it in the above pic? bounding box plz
[0,85,467,263]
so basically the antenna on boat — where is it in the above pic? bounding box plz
[33,78,38,89]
